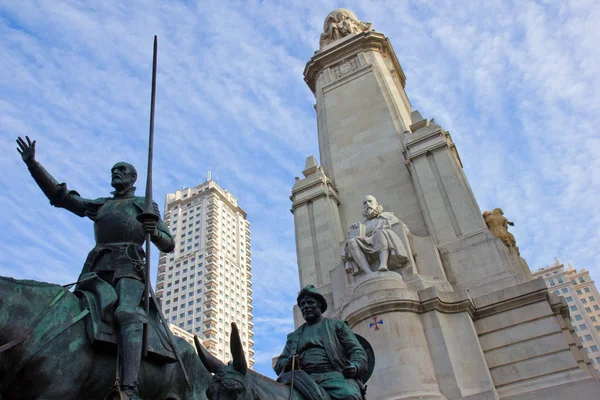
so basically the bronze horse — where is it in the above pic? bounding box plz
[0,276,212,400]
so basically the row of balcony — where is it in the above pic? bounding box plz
[205,229,218,241]
[204,297,218,307]
[203,324,217,336]
[204,308,218,318]
[205,285,217,296]
[205,270,217,281]
[205,240,217,252]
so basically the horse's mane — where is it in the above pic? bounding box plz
[0,276,65,289]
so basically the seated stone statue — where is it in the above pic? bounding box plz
[341,195,408,275]
[275,285,368,400]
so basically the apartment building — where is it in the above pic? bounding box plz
[155,177,254,368]
[534,260,600,372]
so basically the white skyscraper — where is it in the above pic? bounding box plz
[155,177,254,368]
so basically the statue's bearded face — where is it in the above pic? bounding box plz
[363,196,380,219]
[111,162,137,191]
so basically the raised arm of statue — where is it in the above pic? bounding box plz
[16,136,97,218]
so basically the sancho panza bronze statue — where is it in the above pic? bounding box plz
[16,136,175,400]
[275,285,368,400]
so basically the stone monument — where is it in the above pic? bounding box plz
[290,9,600,400]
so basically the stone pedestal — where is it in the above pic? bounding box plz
[336,273,447,400]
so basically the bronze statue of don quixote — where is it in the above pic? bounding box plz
[1,37,214,400]
[1,37,374,400]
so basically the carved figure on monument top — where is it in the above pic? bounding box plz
[320,8,373,49]
[15,136,175,400]
[342,195,409,275]
[483,208,519,254]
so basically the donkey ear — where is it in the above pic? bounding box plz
[230,322,248,375]
[195,335,225,373]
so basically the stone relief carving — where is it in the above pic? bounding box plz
[341,195,408,275]
[483,208,519,254]
[320,8,372,49]
[333,57,359,79]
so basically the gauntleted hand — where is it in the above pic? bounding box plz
[143,220,159,240]
[16,136,36,166]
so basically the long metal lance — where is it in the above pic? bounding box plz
[136,36,193,390]
[140,35,159,358]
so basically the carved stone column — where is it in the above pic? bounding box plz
[291,156,343,307]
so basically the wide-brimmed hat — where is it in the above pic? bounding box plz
[297,285,327,313]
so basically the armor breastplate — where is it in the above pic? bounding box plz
[94,197,145,245]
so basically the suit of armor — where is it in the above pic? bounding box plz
[26,159,174,399]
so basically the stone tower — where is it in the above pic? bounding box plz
[290,8,600,400]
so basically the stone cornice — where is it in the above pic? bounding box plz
[304,31,406,93]
[343,296,475,327]
[549,294,571,320]
[291,171,340,211]
[342,284,553,327]
[472,287,549,320]
[291,183,341,210]
[291,173,337,195]
[404,125,455,160]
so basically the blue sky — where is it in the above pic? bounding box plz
[1,1,600,378]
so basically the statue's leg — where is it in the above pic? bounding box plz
[378,250,389,272]
[370,230,390,271]
[347,238,372,274]
[114,278,145,398]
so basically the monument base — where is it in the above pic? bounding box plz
[328,271,599,400]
